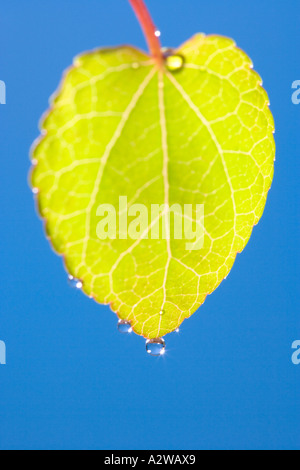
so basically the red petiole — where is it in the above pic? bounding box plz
[128,0,164,67]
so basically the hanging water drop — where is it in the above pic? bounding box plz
[154,30,161,38]
[146,338,166,357]
[68,275,83,289]
[117,320,133,334]
[32,187,39,195]
[164,50,185,72]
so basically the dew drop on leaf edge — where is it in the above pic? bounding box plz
[117,320,133,334]
[163,49,185,72]
[146,338,166,357]
[68,275,83,289]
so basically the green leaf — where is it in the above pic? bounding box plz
[31,34,275,339]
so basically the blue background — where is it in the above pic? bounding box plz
[0,0,299,450]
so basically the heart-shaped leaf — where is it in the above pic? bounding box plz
[31,34,275,338]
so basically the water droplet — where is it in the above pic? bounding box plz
[68,275,83,289]
[175,328,180,333]
[164,50,185,72]
[132,62,140,69]
[146,338,166,357]
[32,187,39,195]
[117,320,133,334]
[159,309,165,316]
[155,30,161,38]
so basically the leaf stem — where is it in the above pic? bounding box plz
[128,0,163,67]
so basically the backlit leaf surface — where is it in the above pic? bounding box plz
[31,35,275,338]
